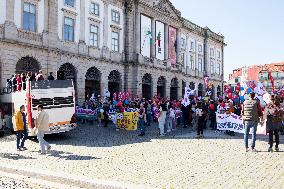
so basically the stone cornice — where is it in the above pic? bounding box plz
[61,8,78,16]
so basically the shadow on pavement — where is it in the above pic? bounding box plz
[48,150,101,160]
[0,153,36,160]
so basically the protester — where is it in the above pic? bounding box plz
[36,70,44,81]
[263,96,283,152]
[209,100,217,130]
[242,92,263,152]
[16,74,22,91]
[14,105,28,151]
[21,73,26,90]
[102,101,110,127]
[35,105,51,154]
[12,74,17,92]
[196,102,205,138]
[138,103,146,136]
[158,100,167,136]
[47,72,55,80]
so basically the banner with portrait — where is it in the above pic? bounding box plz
[140,15,152,58]
[168,26,177,66]
[156,21,165,60]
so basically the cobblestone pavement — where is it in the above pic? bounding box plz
[0,123,283,189]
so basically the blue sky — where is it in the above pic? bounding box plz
[171,0,284,80]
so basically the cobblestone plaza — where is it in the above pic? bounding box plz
[0,124,283,189]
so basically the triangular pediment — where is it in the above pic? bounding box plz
[140,0,181,20]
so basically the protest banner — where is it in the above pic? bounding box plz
[216,113,266,134]
[116,112,138,131]
[76,107,97,120]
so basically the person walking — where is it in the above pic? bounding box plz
[35,105,51,154]
[196,102,206,139]
[242,92,263,152]
[264,96,283,152]
[158,100,167,136]
[14,105,28,151]
[36,70,44,81]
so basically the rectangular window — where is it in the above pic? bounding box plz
[90,25,98,47]
[111,31,119,52]
[217,51,221,59]
[190,41,194,50]
[198,57,202,72]
[190,55,194,69]
[198,44,202,53]
[23,2,36,32]
[181,38,185,48]
[90,2,99,16]
[111,10,120,23]
[210,60,214,74]
[64,0,75,7]
[210,48,215,57]
[64,17,75,42]
[216,63,221,75]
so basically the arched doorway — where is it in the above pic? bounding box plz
[157,76,166,98]
[170,78,178,100]
[16,56,40,74]
[142,73,152,100]
[58,63,77,95]
[85,67,101,100]
[182,80,186,97]
[108,70,121,99]
[198,83,203,97]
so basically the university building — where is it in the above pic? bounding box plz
[0,0,225,103]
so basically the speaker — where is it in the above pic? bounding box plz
[57,71,65,80]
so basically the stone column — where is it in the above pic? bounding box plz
[164,24,169,66]
[150,18,156,59]
[152,77,157,96]
[76,77,86,104]
[4,0,17,40]
[102,2,109,47]
[135,8,141,62]
[166,78,171,100]
[44,0,49,31]
[79,0,86,43]
[203,31,209,76]
[176,28,180,68]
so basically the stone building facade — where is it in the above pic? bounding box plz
[0,0,225,103]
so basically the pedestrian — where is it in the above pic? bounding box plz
[14,105,28,151]
[209,100,217,130]
[168,103,176,132]
[158,100,167,136]
[16,74,22,91]
[263,96,283,152]
[29,73,36,81]
[34,105,51,154]
[145,101,152,126]
[12,74,17,92]
[138,103,146,136]
[242,92,263,152]
[47,72,54,80]
[102,101,110,127]
[21,73,26,90]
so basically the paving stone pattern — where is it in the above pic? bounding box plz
[0,123,283,189]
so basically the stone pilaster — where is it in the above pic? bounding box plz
[150,18,156,59]
[79,0,86,43]
[134,8,141,62]
[204,32,209,76]
[164,24,169,67]
[6,0,15,22]
[152,77,158,96]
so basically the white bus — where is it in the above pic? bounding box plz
[1,80,77,136]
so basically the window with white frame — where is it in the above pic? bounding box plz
[181,53,185,66]
[111,10,120,23]
[190,41,194,50]
[90,2,99,16]
[111,31,119,52]
[90,25,99,47]
[217,50,221,59]
[64,17,75,42]
[210,48,214,57]
[190,55,194,69]
[181,38,185,48]
[64,0,75,7]
[198,44,202,53]
[198,57,202,72]
[23,2,36,32]
[216,62,221,75]
[210,60,214,74]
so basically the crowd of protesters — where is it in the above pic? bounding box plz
[6,71,55,92]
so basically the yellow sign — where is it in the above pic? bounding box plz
[116,112,138,131]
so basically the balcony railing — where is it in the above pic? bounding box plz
[0,24,4,38]
[17,29,43,43]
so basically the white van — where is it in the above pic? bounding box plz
[1,80,77,136]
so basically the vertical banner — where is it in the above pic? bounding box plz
[140,15,152,58]
[155,21,165,60]
[169,26,177,66]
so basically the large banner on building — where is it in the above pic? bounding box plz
[116,112,138,131]
[156,21,165,60]
[140,15,152,58]
[169,26,177,66]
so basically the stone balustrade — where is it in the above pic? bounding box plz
[17,29,43,43]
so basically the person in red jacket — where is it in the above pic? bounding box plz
[16,74,22,91]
